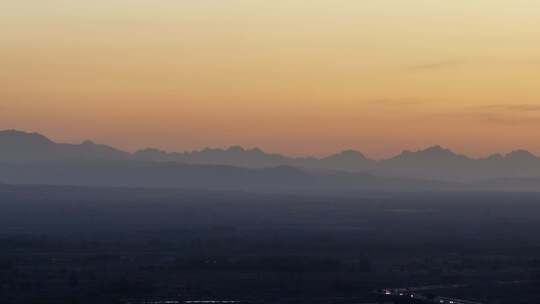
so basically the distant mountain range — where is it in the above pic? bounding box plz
[0,130,129,162]
[134,144,540,181]
[133,146,375,173]
[0,129,539,191]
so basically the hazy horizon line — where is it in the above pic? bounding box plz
[1,129,538,161]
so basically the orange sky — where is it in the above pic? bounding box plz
[1,0,540,158]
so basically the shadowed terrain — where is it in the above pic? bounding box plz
[0,184,540,303]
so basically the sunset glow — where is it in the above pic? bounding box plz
[2,0,540,158]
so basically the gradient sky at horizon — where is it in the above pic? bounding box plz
[1,0,540,158]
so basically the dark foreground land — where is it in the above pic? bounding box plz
[0,185,540,303]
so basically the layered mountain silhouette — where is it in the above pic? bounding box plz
[1,129,539,191]
[0,130,129,162]
[133,146,375,172]
[134,142,540,181]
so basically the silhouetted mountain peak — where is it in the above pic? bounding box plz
[324,149,367,161]
[133,148,171,162]
[315,149,373,172]
[227,145,245,152]
[339,149,365,157]
[0,129,128,162]
[225,146,269,155]
[74,140,129,158]
[506,150,538,161]
[422,145,453,155]
[0,129,53,145]
[395,145,459,159]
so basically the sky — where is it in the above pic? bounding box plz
[1,0,540,158]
